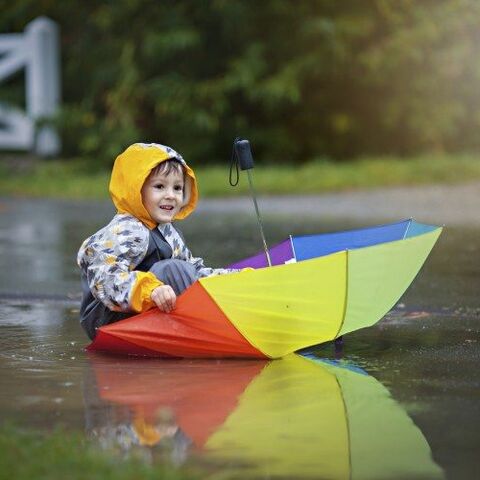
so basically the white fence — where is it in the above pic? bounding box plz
[0,17,61,156]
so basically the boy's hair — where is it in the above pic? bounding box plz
[150,159,185,178]
[148,158,191,207]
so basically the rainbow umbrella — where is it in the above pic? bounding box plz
[86,353,443,478]
[88,219,442,358]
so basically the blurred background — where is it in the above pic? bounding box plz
[1,4,479,479]
[2,0,480,169]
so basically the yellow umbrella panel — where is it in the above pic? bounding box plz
[89,220,442,358]
[200,227,442,358]
[86,353,442,479]
[205,354,443,480]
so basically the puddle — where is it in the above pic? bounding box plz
[1,197,479,478]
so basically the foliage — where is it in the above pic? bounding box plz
[1,154,479,199]
[1,0,480,164]
[0,423,198,480]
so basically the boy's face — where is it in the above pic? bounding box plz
[141,168,184,224]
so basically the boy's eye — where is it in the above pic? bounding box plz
[174,185,184,192]
[154,184,164,189]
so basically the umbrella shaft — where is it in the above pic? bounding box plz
[247,170,272,267]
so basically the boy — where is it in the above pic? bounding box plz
[77,142,237,339]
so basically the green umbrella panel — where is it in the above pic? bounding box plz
[205,354,444,480]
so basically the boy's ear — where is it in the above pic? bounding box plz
[182,176,192,208]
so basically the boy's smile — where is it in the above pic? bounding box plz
[141,169,184,224]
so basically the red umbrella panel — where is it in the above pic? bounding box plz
[84,353,442,478]
[88,220,442,358]
[86,354,266,448]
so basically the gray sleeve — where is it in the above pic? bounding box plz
[184,248,240,278]
[171,224,240,277]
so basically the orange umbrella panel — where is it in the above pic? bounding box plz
[88,220,442,358]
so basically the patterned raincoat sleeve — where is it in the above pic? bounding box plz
[158,223,239,278]
[77,215,163,313]
[187,252,240,278]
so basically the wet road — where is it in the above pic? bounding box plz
[0,196,478,479]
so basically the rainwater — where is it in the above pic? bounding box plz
[0,197,478,479]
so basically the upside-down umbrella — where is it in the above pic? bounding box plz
[88,219,442,358]
[86,353,443,479]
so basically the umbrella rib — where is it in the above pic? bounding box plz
[333,249,349,339]
[335,375,353,480]
[403,218,413,239]
[289,235,298,262]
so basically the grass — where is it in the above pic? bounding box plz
[0,423,199,480]
[1,153,479,199]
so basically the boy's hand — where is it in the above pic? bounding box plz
[151,285,176,313]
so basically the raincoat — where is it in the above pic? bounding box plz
[77,143,233,339]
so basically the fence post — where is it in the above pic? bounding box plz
[0,32,32,150]
[25,17,61,157]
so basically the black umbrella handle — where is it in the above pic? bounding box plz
[234,139,254,170]
[229,138,255,186]
[228,137,271,267]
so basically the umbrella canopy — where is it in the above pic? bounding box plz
[86,353,443,479]
[88,219,442,358]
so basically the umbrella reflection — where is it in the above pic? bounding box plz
[83,354,443,479]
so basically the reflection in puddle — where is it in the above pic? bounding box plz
[84,354,443,479]
[1,198,478,478]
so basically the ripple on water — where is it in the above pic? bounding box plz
[0,301,87,371]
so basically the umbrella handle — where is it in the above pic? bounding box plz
[229,138,272,267]
[334,336,344,358]
[229,138,254,186]
[234,139,255,170]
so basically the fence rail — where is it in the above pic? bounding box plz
[0,17,61,156]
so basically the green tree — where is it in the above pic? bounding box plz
[1,0,480,164]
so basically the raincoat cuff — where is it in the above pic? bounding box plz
[130,272,164,312]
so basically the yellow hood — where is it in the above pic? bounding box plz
[109,143,198,229]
